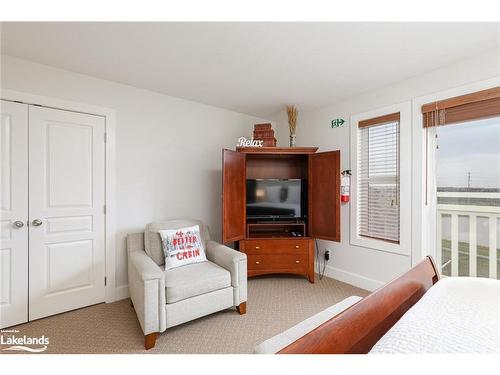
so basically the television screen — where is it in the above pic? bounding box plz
[246,179,306,219]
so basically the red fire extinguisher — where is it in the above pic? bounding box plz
[341,170,351,203]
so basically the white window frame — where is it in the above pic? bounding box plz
[350,102,412,255]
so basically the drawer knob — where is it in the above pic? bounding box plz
[255,246,260,249]
[295,260,300,264]
[295,245,300,248]
[255,261,260,265]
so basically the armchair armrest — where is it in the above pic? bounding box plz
[129,251,164,282]
[128,249,166,335]
[206,240,247,305]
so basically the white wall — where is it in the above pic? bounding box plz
[271,50,500,290]
[2,50,499,297]
[0,55,268,299]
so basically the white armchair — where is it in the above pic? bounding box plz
[127,219,247,349]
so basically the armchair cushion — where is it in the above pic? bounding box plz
[145,219,211,266]
[164,261,231,303]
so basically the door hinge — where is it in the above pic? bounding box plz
[104,132,107,143]
[104,277,107,286]
[103,205,107,214]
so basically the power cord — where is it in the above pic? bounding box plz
[315,239,327,280]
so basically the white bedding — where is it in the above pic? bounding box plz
[370,277,500,353]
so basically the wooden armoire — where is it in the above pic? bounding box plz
[222,147,340,283]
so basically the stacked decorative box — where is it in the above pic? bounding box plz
[253,123,277,147]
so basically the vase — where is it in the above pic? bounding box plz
[289,134,296,147]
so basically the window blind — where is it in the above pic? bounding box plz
[422,86,500,127]
[358,113,400,243]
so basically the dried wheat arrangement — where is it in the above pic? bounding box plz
[286,105,298,135]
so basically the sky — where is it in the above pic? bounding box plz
[436,116,500,189]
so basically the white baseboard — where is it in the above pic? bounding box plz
[322,265,384,292]
[114,284,130,301]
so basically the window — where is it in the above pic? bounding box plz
[358,113,400,243]
[422,86,500,279]
[350,102,411,255]
[435,117,500,279]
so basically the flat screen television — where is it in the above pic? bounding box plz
[246,179,307,220]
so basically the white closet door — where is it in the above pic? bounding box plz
[28,106,106,320]
[0,100,29,328]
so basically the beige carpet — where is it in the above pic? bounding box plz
[2,275,368,354]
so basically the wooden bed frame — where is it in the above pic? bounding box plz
[278,256,440,354]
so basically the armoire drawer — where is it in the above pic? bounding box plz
[241,239,309,254]
[247,253,308,272]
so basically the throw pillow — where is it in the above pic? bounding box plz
[159,225,207,270]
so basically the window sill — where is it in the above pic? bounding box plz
[350,235,410,256]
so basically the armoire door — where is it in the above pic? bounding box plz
[28,106,106,320]
[309,150,341,241]
[0,100,29,329]
[222,149,246,243]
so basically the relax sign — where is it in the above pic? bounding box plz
[237,137,263,147]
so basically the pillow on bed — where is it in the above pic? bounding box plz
[159,225,207,270]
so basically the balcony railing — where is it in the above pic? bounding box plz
[437,191,500,279]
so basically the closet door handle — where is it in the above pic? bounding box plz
[32,219,43,227]
[13,221,25,228]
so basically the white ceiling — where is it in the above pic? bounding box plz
[1,22,499,118]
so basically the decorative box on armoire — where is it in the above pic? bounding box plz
[221,146,341,283]
[252,123,277,147]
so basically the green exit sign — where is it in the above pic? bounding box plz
[331,118,345,128]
